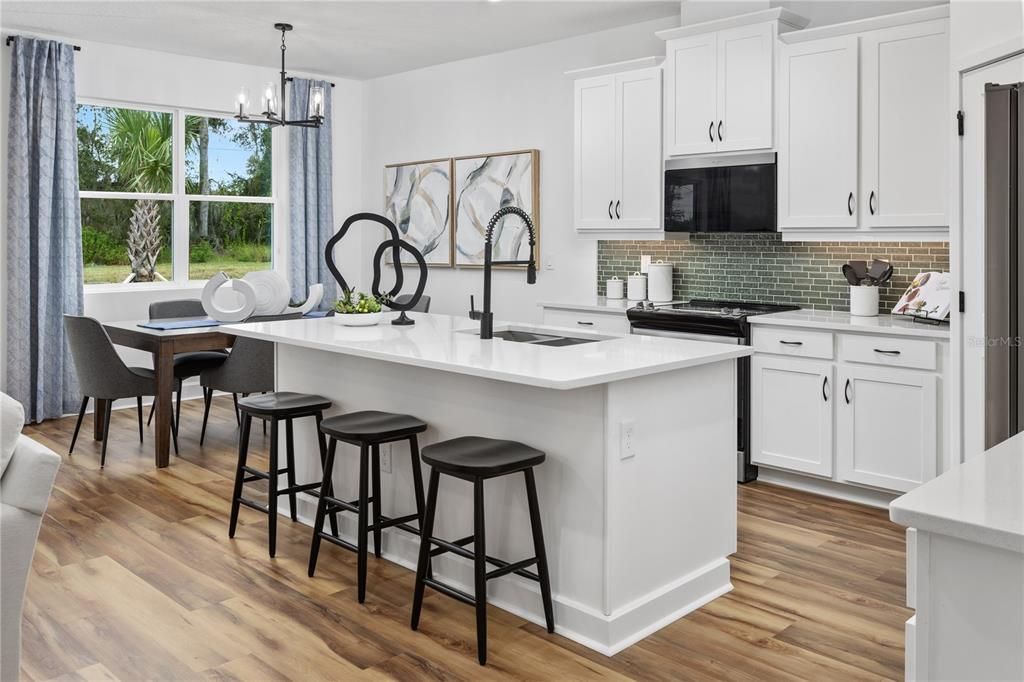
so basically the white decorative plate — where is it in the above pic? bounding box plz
[243,271,291,316]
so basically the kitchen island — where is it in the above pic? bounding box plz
[225,312,750,655]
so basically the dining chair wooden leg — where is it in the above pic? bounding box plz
[136,396,144,443]
[146,400,155,426]
[175,378,183,438]
[232,393,240,425]
[69,396,89,455]
[200,387,213,446]
[99,399,113,468]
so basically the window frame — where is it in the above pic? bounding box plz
[78,97,283,291]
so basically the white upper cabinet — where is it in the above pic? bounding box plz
[573,76,617,230]
[861,20,949,230]
[777,6,950,240]
[716,23,775,153]
[571,60,663,237]
[665,32,719,156]
[778,36,860,230]
[658,10,807,158]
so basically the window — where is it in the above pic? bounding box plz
[76,104,274,286]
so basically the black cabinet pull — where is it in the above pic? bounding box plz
[779,340,803,346]
[847,192,855,216]
[822,375,829,402]
[577,321,595,326]
[615,200,621,219]
[709,121,714,142]
[873,348,901,356]
[718,120,723,142]
[844,378,851,404]
[869,191,876,215]
[608,201,613,220]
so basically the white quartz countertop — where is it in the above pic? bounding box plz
[224,312,752,390]
[538,296,681,313]
[749,310,950,339]
[890,433,1024,553]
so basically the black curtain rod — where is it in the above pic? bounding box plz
[6,35,81,50]
[285,76,335,88]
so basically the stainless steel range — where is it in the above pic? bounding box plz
[627,299,800,482]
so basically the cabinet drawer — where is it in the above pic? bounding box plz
[753,327,834,359]
[839,334,936,370]
[541,309,630,336]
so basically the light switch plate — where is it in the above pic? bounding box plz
[640,255,651,273]
[544,252,556,271]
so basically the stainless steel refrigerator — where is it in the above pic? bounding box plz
[985,82,1024,448]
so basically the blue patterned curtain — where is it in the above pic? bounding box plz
[287,78,334,306]
[5,37,83,422]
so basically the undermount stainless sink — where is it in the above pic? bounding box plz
[459,327,605,346]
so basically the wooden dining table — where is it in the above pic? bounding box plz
[102,320,237,468]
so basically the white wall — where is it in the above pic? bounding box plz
[0,30,363,397]
[949,0,1023,62]
[358,16,677,323]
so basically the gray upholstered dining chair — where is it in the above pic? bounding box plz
[199,335,275,445]
[64,315,158,467]
[390,294,431,313]
[147,299,229,446]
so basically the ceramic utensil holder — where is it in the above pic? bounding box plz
[606,277,624,300]
[647,261,673,302]
[627,272,647,301]
[850,285,880,317]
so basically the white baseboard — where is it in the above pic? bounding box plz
[285,497,729,656]
[755,468,898,509]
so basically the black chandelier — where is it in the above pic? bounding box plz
[235,23,330,129]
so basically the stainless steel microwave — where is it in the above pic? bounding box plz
[664,153,777,233]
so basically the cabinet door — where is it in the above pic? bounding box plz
[574,75,617,229]
[716,23,774,152]
[665,33,718,156]
[751,355,834,477]
[837,365,937,492]
[778,36,860,230]
[615,68,663,230]
[861,20,949,229]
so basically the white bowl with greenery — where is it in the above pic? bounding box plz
[332,291,386,326]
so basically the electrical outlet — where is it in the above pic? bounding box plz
[380,445,392,474]
[640,255,652,273]
[620,420,636,460]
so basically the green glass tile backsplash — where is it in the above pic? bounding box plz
[597,235,949,311]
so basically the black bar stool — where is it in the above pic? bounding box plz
[410,436,554,666]
[228,391,334,557]
[309,410,429,603]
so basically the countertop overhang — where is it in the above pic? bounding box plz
[890,433,1024,553]
[224,312,752,390]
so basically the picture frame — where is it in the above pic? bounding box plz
[383,157,454,267]
[452,149,539,268]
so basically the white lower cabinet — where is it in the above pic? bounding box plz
[751,355,834,476]
[837,365,937,492]
[751,324,946,495]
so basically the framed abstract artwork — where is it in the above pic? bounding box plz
[452,149,539,267]
[383,158,453,266]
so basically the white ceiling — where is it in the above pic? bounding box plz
[0,1,680,79]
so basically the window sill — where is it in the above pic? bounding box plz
[84,280,210,295]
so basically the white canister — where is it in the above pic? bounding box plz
[647,261,673,303]
[606,277,624,300]
[627,272,647,301]
[850,285,880,317]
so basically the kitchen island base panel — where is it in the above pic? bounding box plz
[272,345,738,655]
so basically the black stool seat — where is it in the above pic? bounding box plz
[421,436,545,478]
[320,410,427,443]
[237,391,332,417]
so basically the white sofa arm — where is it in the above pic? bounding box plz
[0,436,61,515]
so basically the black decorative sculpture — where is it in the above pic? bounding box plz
[324,212,428,326]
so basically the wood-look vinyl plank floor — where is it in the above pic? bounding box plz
[20,397,911,681]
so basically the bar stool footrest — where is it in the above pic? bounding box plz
[237,497,270,514]
[422,577,476,606]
